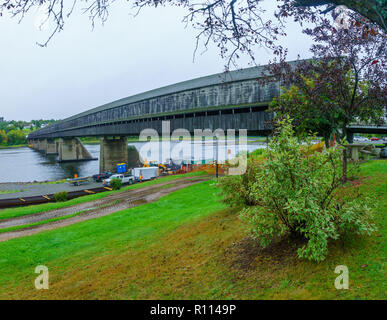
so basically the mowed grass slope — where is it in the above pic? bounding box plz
[0,180,225,299]
[0,161,385,300]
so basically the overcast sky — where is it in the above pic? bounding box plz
[0,0,314,121]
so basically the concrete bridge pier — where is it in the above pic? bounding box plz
[33,139,41,150]
[37,139,47,152]
[45,139,58,155]
[100,137,128,173]
[58,137,95,162]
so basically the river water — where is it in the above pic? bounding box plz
[0,141,265,182]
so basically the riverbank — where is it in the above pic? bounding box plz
[0,172,208,217]
[0,160,385,299]
[0,144,27,149]
[0,180,102,199]
[0,175,211,238]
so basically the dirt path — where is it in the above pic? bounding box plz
[0,176,210,242]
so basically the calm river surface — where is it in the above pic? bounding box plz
[0,141,265,182]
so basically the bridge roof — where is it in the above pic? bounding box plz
[64,60,301,122]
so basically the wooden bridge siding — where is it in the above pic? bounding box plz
[32,80,278,138]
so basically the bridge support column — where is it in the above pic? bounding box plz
[33,139,41,150]
[100,137,128,173]
[58,138,95,162]
[45,139,58,155]
[37,139,47,152]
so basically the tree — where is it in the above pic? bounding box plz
[268,58,386,148]
[291,0,386,31]
[16,121,24,130]
[0,122,7,132]
[265,13,386,180]
[219,117,376,262]
[6,129,26,145]
[304,18,386,138]
[0,130,7,144]
[0,1,385,67]
[269,74,339,148]
[31,120,42,129]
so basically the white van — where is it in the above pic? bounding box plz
[132,167,158,181]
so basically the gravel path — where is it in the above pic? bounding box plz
[0,176,210,242]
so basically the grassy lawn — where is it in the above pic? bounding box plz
[0,172,207,221]
[0,161,385,300]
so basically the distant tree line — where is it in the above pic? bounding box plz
[0,119,57,146]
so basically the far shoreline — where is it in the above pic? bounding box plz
[0,144,28,149]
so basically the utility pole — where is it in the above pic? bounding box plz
[215,135,219,179]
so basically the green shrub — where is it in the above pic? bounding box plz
[219,117,376,262]
[110,178,122,190]
[54,191,68,202]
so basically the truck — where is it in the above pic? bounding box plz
[132,167,158,181]
[103,174,135,186]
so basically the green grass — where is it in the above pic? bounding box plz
[0,172,207,221]
[0,179,189,233]
[0,211,85,234]
[0,180,224,299]
[0,161,384,300]
[0,200,122,234]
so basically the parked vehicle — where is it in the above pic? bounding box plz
[92,172,113,182]
[132,167,158,181]
[67,176,90,186]
[354,136,369,142]
[103,174,135,186]
[371,137,380,141]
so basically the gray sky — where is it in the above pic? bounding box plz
[0,1,314,121]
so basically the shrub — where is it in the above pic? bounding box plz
[54,191,68,202]
[110,178,122,190]
[219,117,376,262]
